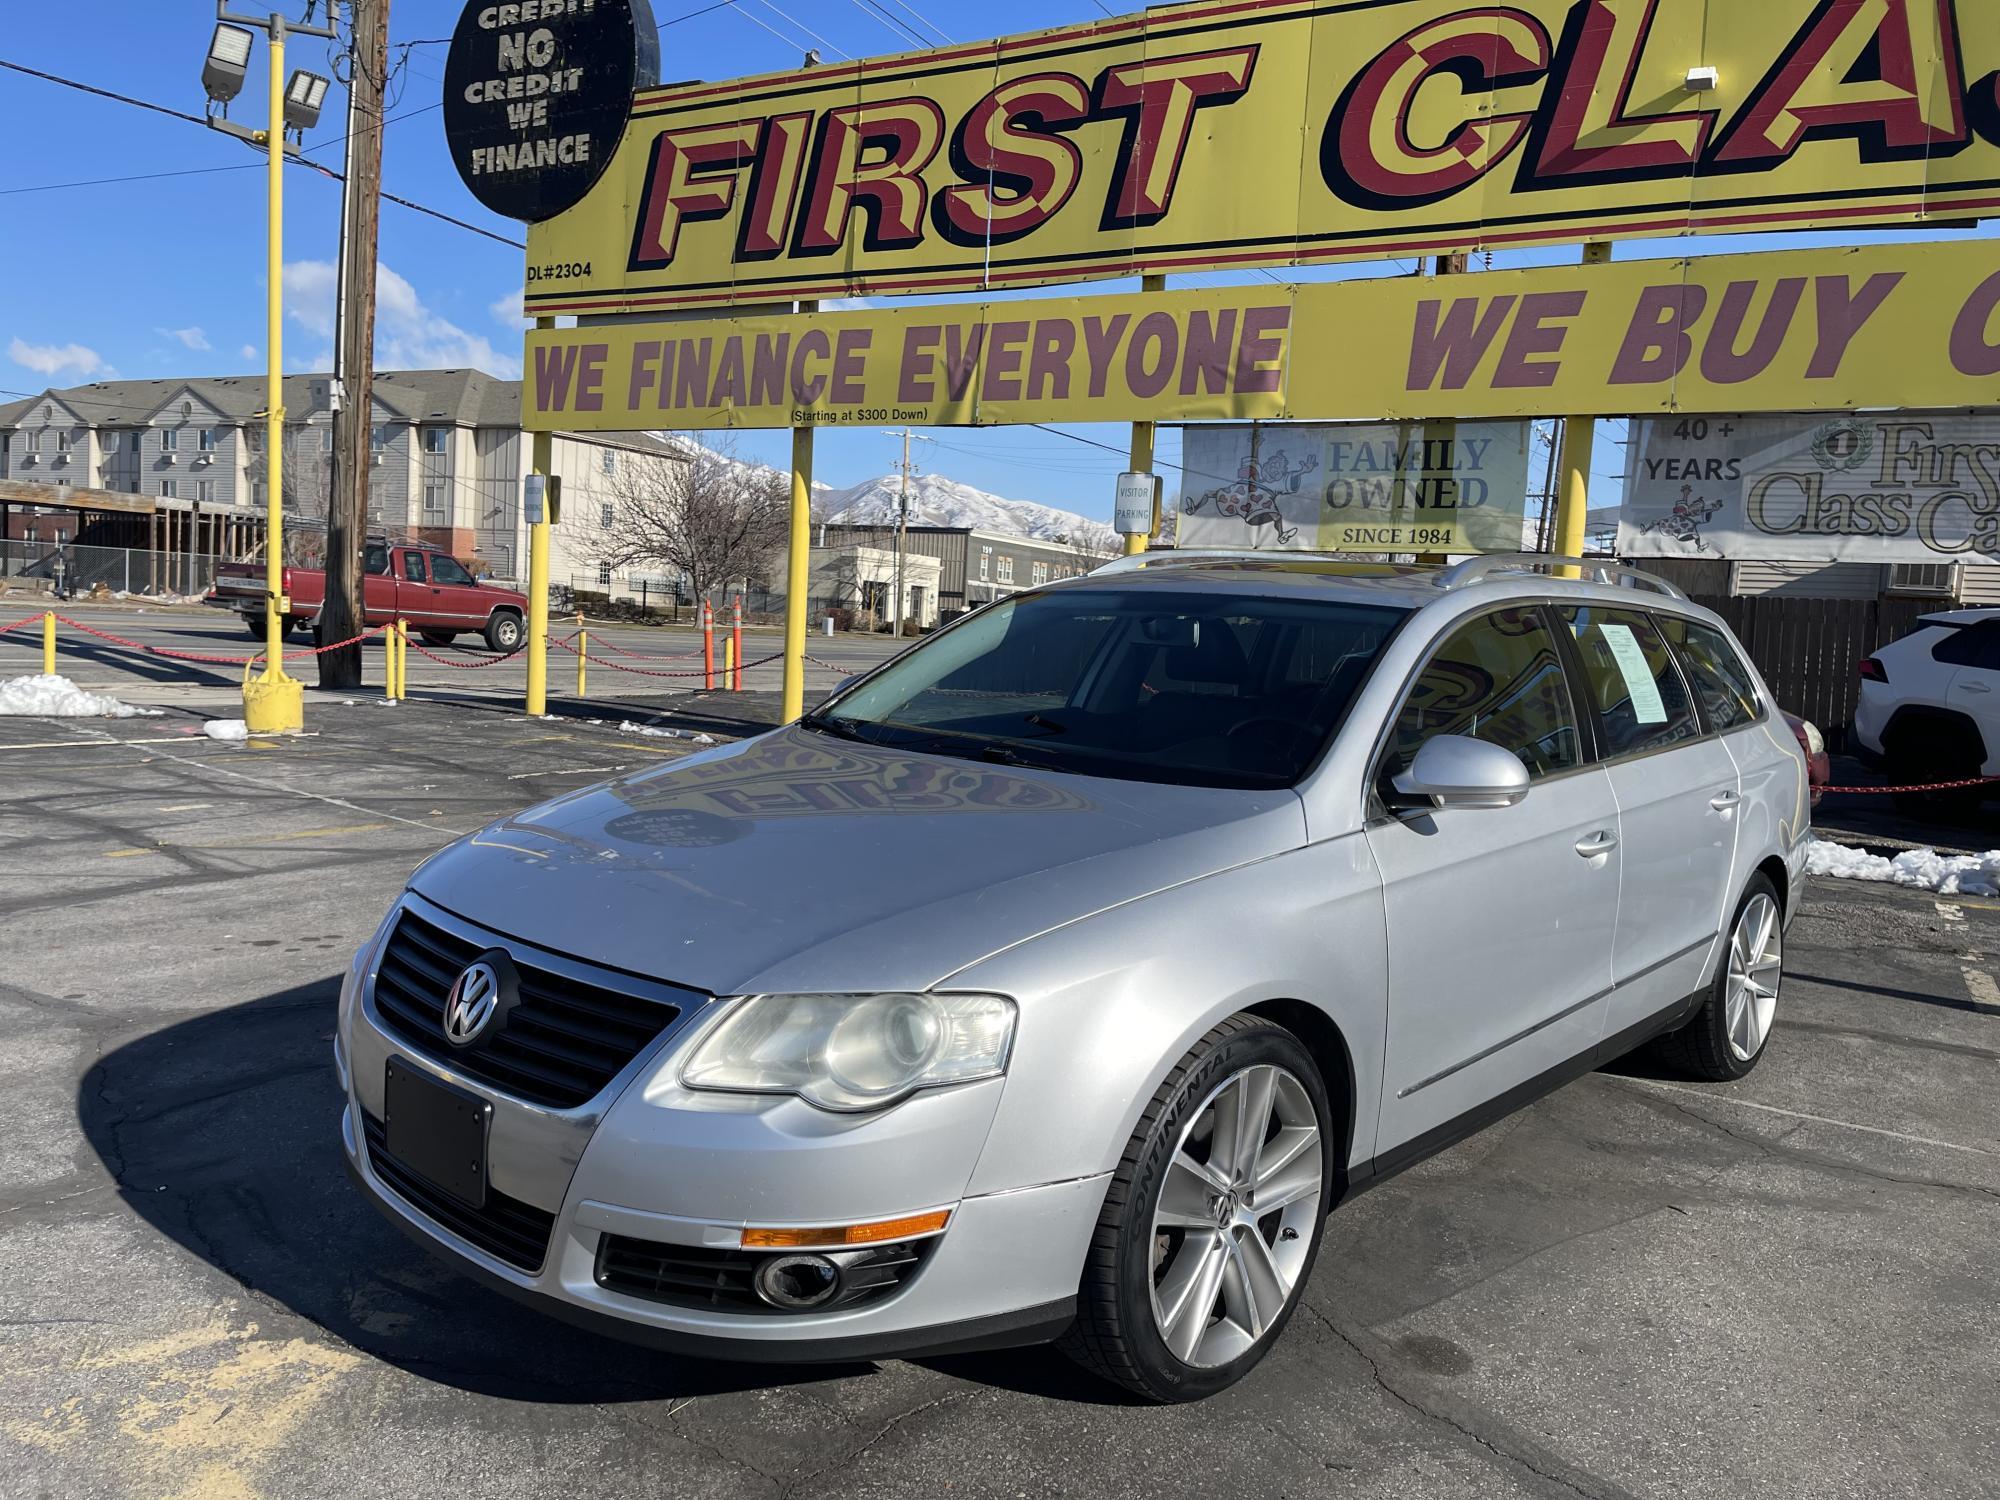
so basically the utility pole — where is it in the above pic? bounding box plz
[323,0,388,689]
[891,427,912,637]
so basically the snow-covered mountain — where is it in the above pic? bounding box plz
[818,472,1117,549]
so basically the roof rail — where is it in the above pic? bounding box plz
[1091,548,1420,576]
[1434,554,1688,600]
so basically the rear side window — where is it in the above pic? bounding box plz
[1387,606,1581,781]
[1660,617,1762,731]
[363,543,388,576]
[402,552,428,583]
[1559,607,1699,758]
[1930,621,2000,669]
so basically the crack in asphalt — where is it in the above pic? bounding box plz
[1293,1302,1627,1500]
[775,1389,981,1499]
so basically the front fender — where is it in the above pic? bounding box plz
[945,831,1388,1199]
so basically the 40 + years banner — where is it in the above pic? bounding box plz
[1180,423,1532,554]
[1620,413,2000,563]
[518,0,2000,315]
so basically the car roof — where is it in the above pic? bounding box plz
[1916,608,2000,627]
[1053,552,1703,619]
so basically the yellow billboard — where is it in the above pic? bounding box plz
[524,239,2000,429]
[521,0,2000,316]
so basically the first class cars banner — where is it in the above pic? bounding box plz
[1619,412,2000,563]
[520,0,2000,314]
[523,239,2000,430]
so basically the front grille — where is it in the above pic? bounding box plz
[371,908,680,1109]
[362,1111,555,1273]
[595,1234,928,1314]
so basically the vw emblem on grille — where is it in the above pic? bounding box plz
[443,961,503,1046]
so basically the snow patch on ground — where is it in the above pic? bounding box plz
[618,722,715,744]
[202,720,250,742]
[0,675,158,718]
[1807,835,2000,897]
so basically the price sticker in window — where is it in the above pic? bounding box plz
[1598,624,1668,725]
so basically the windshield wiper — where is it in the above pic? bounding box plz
[800,711,869,742]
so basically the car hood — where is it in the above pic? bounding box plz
[409,724,1307,995]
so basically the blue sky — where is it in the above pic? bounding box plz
[3,1,1994,521]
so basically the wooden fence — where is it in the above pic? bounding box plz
[1686,594,1935,743]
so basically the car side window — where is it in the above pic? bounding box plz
[362,543,388,577]
[1386,607,1581,781]
[402,552,428,583]
[1659,617,1761,731]
[430,555,474,586]
[1930,621,2000,669]
[1559,606,1700,758]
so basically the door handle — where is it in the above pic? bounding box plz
[1959,681,1991,695]
[1575,831,1619,857]
[1711,790,1742,811]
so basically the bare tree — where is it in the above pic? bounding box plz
[599,440,790,604]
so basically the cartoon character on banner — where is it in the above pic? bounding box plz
[1184,448,1321,545]
[1640,485,1725,552]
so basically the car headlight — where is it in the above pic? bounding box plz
[680,992,1017,1112]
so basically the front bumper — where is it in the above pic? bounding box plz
[337,896,1105,1361]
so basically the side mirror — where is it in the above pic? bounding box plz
[1390,735,1530,812]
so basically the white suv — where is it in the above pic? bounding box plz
[1855,609,2000,786]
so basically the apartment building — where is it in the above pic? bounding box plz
[0,368,682,593]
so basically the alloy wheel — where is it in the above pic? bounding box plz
[1148,1063,1323,1369]
[1725,892,1782,1062]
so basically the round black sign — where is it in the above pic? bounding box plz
[443,0,660,223]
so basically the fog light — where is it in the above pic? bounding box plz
[754,1253,842,1310]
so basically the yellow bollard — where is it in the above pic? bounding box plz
[577,629,588,698]
[723,636,735,692]
[42,611,55,677]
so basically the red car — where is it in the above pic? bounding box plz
[1783,710,1830,807]
[210,541,528,652]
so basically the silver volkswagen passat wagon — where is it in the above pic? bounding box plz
[338,553,1807,1402]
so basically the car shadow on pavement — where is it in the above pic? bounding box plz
[75,978,881,1404]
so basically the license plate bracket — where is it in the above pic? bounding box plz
[384,1058,490,1208]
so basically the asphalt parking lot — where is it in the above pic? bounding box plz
[2,681,1997,1498]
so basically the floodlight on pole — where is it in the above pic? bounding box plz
[202,22,254,104]
[284,69,330,131]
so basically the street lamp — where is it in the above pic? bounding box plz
[199,3,339,734]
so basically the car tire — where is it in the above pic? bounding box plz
[1061,1015,1332,1403]
[1651,873,1783,1082]
[242,615,268,640]
[484,611,524,653]
[421,630,456,647]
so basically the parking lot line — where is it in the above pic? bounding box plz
[1620,1078,1997,1157]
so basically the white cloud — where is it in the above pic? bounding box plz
[240,344,259,363]
[820,298,873,311]
[490,287,528,329]
[159,325,211,351]
[9,337,108,379]
[284,259,520,378]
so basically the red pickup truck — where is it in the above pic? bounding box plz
[209,541,529,652]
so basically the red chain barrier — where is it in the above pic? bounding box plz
[0,613,44,637]
[549,633,788,680]
[804,654,854,672]
[401,637,523,669]
[48,612,389,667]
[1821,776,2000,795]
[592,636,703,661]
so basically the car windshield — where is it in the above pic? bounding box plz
[808,587,1404,788]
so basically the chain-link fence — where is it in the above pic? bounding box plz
[1,541,227,600]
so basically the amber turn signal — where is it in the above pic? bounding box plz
[741,1210,950,1249]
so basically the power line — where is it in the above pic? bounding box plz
[657,1,733,28]
[2,162,260,197]
[732,0,850,60]
[849,0,927,47]
[0,56,522,248]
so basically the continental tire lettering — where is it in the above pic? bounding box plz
[1323,9,1550,210]
[1708,0,1971,169]
[795,98,947,256]
[934,75,1090,247]
[1093,47,1259,230]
